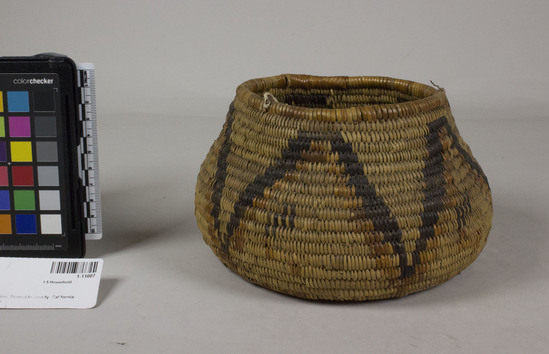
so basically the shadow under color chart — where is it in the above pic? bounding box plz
[0,74,68,249]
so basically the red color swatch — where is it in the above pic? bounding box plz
[12,166,34,186]
[0,166,7,186]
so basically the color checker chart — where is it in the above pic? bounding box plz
[0,74,68,250]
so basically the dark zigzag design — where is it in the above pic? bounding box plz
[440,117,489,185]
[218,130,411,278]
[413,117,447,268]
[330,138,412,279]
[412,116,485,272]
[210,103,236,233]
[439,116,486,231]
[221,131,313,255]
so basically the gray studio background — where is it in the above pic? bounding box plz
[1,1,548,353]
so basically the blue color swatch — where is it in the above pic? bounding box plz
[15,214,37,234]
[0,190,10,210]
[7,91,30,112]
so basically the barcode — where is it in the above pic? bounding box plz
[50,261,99,274]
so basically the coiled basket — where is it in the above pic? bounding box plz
[195,75,492,301]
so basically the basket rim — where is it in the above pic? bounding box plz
[236,74,448,122]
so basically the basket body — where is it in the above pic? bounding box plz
[195,75,492,301]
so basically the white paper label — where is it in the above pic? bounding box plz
[0,258,103,309]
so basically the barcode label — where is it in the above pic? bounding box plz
[1,258,103,308]
[50,261,99,274]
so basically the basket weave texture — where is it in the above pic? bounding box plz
[195,75,492,301]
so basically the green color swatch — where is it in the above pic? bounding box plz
[14,190,35,210]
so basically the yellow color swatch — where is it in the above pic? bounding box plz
[0,215,11,234]
[10,142,33,162]
[0,91,3,112]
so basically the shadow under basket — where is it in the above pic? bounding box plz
[195,75,492,301]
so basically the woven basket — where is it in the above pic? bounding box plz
[195,75,492,301]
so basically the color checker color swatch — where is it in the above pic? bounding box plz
[0,90,62,235]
